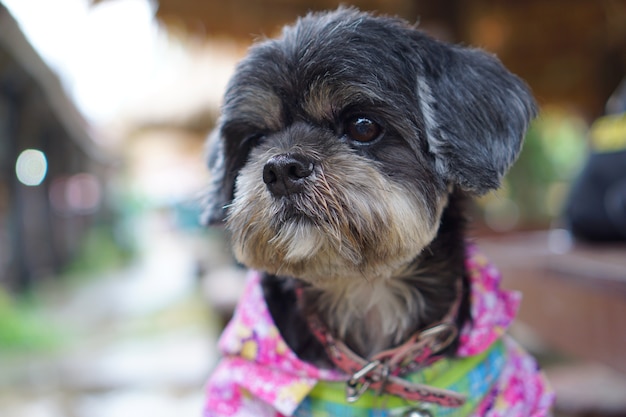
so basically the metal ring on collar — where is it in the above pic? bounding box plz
[419,323,458,354]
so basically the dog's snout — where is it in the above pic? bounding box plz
[263,153,314,196]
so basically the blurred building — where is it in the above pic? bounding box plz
[0,4,113,292]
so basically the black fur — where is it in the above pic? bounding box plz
[204,7,535,363]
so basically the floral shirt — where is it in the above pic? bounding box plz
[204,245,554,416]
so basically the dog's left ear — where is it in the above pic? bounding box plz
[416,37,537,194]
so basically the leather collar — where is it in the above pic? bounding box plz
[305,280,466,407]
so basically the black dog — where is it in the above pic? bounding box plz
[203,8,553,417]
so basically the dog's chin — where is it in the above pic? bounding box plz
[226,171,448,286]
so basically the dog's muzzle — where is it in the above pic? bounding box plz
[263,153,314,197]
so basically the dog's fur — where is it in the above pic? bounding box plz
[205,7,536,365]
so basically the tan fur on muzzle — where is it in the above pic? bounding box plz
[226,144,448,286]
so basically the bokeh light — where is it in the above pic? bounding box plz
[49,173,102,215]
[15,149,48,186]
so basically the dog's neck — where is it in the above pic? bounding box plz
[262,190,470,363]
[302,271,446,358]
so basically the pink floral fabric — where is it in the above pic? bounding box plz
[205,275,343,416]
[458,245,522,357]
[204,245,554,416]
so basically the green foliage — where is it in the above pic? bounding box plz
[502,108,588,225]
[62,225,134,280]
[0,289,61,352]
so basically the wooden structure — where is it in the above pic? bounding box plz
[479,232,626,371]
[0,4,113,292]
[478,232,626,416]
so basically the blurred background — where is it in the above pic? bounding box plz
[0,0,625,416]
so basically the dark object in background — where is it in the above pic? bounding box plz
[565,79,626,242]
[565,149,626,241]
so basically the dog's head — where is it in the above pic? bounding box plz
[204,8,536,285]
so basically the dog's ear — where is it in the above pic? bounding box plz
[416,38,537,194]
[202,123,259,225]
[202,129,231,225]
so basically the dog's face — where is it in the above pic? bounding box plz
[205,8,536,286]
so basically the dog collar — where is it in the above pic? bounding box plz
[305,281,465,407]
[298,338,507,417]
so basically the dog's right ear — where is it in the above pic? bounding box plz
[202,122,260,225]
[202,129,231,226]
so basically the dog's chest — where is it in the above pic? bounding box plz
[307,278,420,358]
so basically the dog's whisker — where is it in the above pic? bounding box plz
[358,267,371,284]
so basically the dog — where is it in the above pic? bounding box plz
[202,7,554,417]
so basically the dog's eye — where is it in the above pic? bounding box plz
[345,116,382,143]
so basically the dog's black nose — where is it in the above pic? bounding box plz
[263,153,314,196]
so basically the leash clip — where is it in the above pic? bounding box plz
[346,360,380,403]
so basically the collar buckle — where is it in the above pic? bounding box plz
[346,360,381,402]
